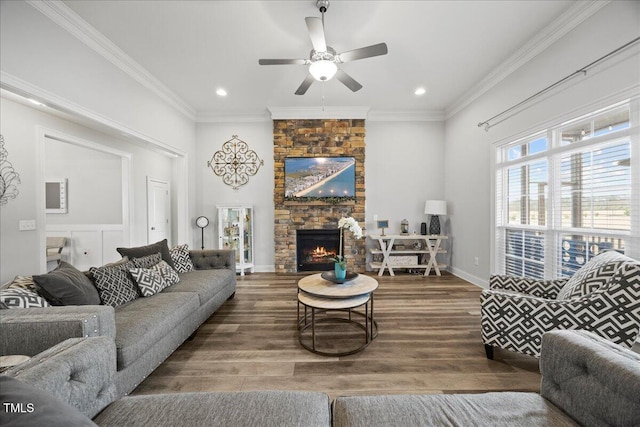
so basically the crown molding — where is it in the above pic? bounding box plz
[27,0,196,121]
[445,0,610,119]
[367,109,445,122]
[197,110,271,123]
[268,106,370,120]
[1,71,185,157]
[197,107,444,122]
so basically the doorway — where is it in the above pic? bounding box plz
[147,177,171,244]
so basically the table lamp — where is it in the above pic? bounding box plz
[424,200,447,235]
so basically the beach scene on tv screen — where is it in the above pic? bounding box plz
[285,157,356,198]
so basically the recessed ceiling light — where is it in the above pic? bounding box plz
[414,87,426,96]
[216,88,227,97]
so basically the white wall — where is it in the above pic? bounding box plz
[0,97,176,282]
[444,1,640,287]
[45,138,122,225]
[0,0,197,247]
[195,121,274,271]
[365,120,446,234]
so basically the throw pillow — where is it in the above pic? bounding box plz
[33,262,101,306]
[152,260,180,287]
[89,261,138,307]
[5,275,38,292]
[0,376,97,427]
[129,267,166,296]
[1,276,50,308]
[117,239,176,270]
[0,287,50,309]
[557,251,627,300]
[131,252,162,269]
[169,244,194,273]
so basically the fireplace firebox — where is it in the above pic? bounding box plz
[296,229,341,271]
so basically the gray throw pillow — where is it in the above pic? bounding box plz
[116,239,176,270]
[32,262,101,306]
[0,376,97,426]
[131,252,162,269]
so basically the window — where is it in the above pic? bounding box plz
[494,100,638,279]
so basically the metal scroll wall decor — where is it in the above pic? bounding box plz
[0,134,21,206]
[207,135,264,190]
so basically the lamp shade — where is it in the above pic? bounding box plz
[309,60,337,81]
[424,200,447,215]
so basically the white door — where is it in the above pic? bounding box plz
[147,177,170,244]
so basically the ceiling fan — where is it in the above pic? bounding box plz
[258,0,388,95]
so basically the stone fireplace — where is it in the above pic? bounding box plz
[296,229,341,271]
[273,119,366,273]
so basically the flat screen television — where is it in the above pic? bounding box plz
[284,157,356,200]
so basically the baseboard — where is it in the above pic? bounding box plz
[254,264,276,273]
[449,267,488,289]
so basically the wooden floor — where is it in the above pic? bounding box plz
[133,272,541,399]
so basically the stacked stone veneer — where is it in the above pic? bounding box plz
[274,119,366,273]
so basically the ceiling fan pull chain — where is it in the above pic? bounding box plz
[322,81,326,111]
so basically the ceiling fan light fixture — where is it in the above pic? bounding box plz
[309,60,337,81]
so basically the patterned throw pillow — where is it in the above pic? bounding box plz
[0,288,51,308]
[129,267,166,297]
[0,277,50,308]
[557,251,627,300]
[90,261,138,307]
[152,260,180,287]
[132,252,162,269]
[5,276,38,292]
[169,244,194,273]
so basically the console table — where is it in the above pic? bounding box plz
[369,234,448,276]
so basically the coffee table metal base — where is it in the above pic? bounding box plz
[297,291,378,356]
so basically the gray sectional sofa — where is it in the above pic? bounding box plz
[2,330,639,426]
[0,249,236,397]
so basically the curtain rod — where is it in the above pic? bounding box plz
[477,36,640,131]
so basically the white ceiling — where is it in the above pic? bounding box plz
[62,0,577,119]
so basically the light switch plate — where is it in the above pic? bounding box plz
[19,220,36,231]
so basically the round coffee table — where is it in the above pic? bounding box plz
[297,273,378,356]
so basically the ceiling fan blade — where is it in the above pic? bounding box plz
[295,74,315,95]
[259,58,308,65]
[335,69,362,92]
[305,17,327,52]
[337,43,388,63]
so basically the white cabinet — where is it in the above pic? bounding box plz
[217,205,254,275]
[369,234,448,276]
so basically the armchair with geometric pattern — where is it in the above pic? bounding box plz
[481,250,640,359]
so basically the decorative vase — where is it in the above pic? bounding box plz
[334,263,347,280]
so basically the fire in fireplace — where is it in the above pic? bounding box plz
[296,229,341,271]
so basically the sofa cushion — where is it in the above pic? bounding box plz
[557,250,627,300]
[113,292,199,370]
[161,269,235,305]
[332,393,578,427]
[33,261,101,306]
[0,376,97,427]
[90,261,138,307]
[93,391,330,427]
[117,239,176,270]
[169,244,195,273]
